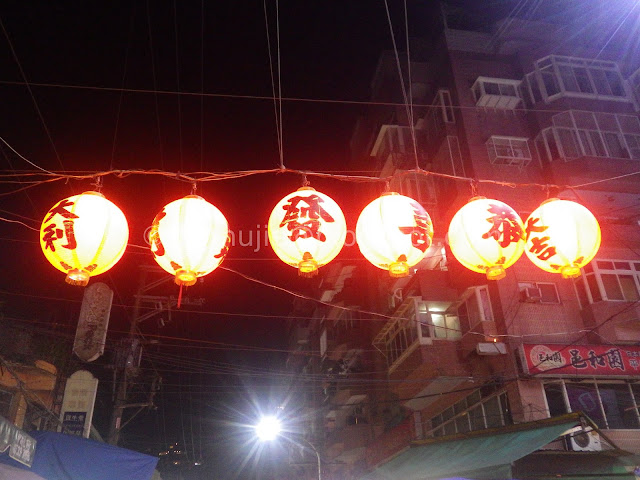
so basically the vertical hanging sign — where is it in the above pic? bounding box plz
[60,370,98,438]
[74,282,113,362]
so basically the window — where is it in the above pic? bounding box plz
[375,298,425,369]
[576,260,640,303]
[429,390,512,437]
[536,111,640,162]
[431,313,461,340]
[486,136,532,166]
[543,380,640,429]
[471,77,522,109]
[375,297,464,370]
[439,89,455,124]
[527,55,632,104]
[518,282,560,304]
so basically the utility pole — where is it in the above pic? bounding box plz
[107,266,204,445]
[107,267,171,445]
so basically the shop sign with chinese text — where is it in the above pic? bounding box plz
[520,343,640,377]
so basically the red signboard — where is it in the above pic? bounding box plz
[521,344,640,377]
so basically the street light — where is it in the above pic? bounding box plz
[254,416,322,480]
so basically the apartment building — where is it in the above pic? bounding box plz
[286,4,640,480]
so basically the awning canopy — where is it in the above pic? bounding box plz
[0,431,158,480]
[362,414,582,480]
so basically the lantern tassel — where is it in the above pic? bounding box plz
[177,284,183,309]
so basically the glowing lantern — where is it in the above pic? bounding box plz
[268,187,346,277]
[150,195,230,286]
[356,192,433,277]
[40,191,129,286]
[448,197,525,280]
[524,198,601,279]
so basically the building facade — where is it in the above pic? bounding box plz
[287,4,640,480]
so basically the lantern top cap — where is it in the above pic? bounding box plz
[296,186,316,192]
[380,191,400,197]
[540,197,562,206]
[183,194,204,200]
[468,195,487,202]
[81,191,105,198]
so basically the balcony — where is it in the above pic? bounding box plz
[472,77,522,110]
[522,55,636,106]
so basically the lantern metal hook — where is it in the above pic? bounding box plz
[191,182,197,195]
[92,175,103,193]
[302,173,310,187]
[470,179,479,198]
[384,180,391,193]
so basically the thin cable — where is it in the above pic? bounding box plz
[220,265,392,320]
[0,135,56,174]
[275,0,284,169]
[173,0,184,171]
[403,0,419,169]
[383,0,417,169]
[263,0,283,170]
[110,1,137,170]
[0,16,66,173]
[3,78,636,115]
[0,216,39,231]
[145,0,166,172]
[0,143,42,217]
[200,0,205,171]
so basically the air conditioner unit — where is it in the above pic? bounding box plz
[568,430,602,452]
[522,287,542,303]
[476,342,507,355]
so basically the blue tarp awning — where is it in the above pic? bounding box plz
[0,431,158,480]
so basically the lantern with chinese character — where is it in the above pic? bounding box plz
[150,195,230,286]
[40,191,129,286]
[448,197,525,280]
[356,192,433,277]
[267,187,346,277]
[524,198,601,279]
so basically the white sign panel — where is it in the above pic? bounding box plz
[59,370,98,438]
[74,282,113,362]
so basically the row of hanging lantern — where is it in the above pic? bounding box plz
[39,187,601,289]
[448,197,601,280]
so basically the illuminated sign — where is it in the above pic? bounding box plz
[520,344,640,377]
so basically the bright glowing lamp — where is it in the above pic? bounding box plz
[448,197,525,280]
[150,195,230,286]
[40,191,129,286]
[268,187,346,277]
[255,416,281,441]
[356,192,433,277]
[524,198,601,278]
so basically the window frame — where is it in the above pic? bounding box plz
[428,390,512,438]
[575,260,640,303]
[530,55,633,104]
[486,136,532,166]
[471,76,523,109]
[518,281,561,304]
[543,379,640,429]
[536,111,640,162]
